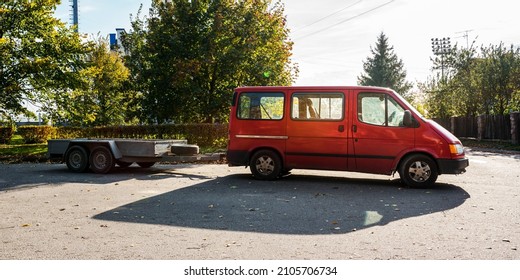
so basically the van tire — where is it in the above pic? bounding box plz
[399,154,438,188]
[250,150,282,180]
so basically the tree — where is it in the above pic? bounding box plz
[423,42,520,117]
[123,0,297,123]
[478,43,520,115]
[0,0,89,119]
[54,38,136,126]
[358,32,413,95]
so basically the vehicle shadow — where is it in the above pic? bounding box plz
[93,173,470,235]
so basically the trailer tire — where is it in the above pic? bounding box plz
[116,160,132,168]
[250,149,282,180]
[171,144,199,156]
[65,145,89,173]
[89,146,115,174]
[137,162,155,168]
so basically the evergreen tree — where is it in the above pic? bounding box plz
[358,32,412,94]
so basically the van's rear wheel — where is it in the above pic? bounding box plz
[250,150,282,180]
[399,154,438,188]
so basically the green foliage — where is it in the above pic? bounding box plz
[51,123,228,148]
[358,32,413,95]
[424,42,520,117]
[51,38,136,126]
[17,125,56,144]
[0,126,15,144]
[0,0,90,118]
[55,126,87,139]
[122,0,297,124]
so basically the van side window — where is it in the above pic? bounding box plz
[237,92,284,120]
[291,93,344,120]
[358,93,406,127]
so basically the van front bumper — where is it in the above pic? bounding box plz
[437,158,469,174]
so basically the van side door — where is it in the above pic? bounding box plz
[285,91,348,170]
[352,91,415,175]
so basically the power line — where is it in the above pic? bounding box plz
[292,0,363,33]
[455,29,474,48]
[295,0,396,41]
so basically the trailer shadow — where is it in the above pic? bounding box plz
[93,173,470,235]
[0,163,213,191]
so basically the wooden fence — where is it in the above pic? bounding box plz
[433,112,520,144]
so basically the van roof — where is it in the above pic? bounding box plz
[235,85,394,92]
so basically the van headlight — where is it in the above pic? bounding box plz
[449,143,464,155]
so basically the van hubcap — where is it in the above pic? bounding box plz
[255,156,275,175]
[408,161,431,182]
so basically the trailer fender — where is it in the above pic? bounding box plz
[108,140,123,160]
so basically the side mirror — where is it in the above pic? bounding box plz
[403,110,413,127]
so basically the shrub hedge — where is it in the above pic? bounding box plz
[0,126,15,144]
[12,124,228,148]
[17,125,57,144]
[52,123,229,148]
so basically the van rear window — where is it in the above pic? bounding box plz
[237,92,284,120]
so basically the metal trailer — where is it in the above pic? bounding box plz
[47,138,222,174]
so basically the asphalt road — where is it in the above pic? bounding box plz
[0,149,519,260]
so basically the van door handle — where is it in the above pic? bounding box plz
[352,125,357,132]
[338,125,345,132]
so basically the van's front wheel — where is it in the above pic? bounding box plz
[399,154,438,188]
[250,150,282,180]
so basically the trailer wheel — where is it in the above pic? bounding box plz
[116,160,132,168]
[137,162,155,168]
[171,144,199,156]
[399,154,438,188]
[250,150,282,180]
[89,146,115,174]
[66,145,89,173]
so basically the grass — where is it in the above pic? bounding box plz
[0,134,226,163]
[0,135,48,162]
[461,138,520,153]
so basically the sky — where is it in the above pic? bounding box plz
[54,0,520,88]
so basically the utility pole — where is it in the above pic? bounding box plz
[431,37,451,81]
[70,0,79,33]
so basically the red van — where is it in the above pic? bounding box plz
[227,86,468,187]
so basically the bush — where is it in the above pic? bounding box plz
[17,125,57,144]
[50,123,229,148]
[55,127,87,139]
[0,126,15,144]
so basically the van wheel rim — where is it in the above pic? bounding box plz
[255,156,274,175]
[408,161,431,182]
